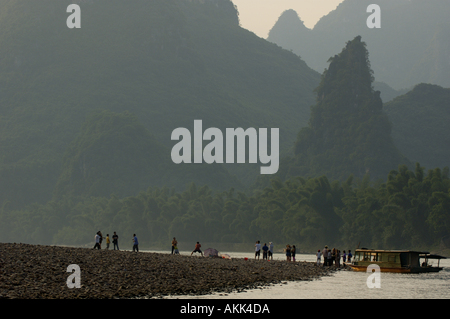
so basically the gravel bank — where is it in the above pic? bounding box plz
[0,243,337,299]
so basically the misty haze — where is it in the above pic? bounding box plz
[1,0,450,300]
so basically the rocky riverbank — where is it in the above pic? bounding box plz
[0,243,339,299]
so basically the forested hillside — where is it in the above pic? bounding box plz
[384,84,450,171]
[52,110,241,199]
[280,36,408,181]
[0,0,320,209]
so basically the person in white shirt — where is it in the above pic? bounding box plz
[316,249,322,266]
[255,240,261,260]
[93,231,101,250]
[268,242,274,261]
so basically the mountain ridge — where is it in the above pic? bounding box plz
[267,0,450,90]
[0,0,320,208]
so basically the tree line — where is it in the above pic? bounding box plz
[1,163,449,252]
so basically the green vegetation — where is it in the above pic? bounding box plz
[53,110,241,199]
[0,0,320,209]
[1,164,449,252]
[384,83,450,172]
[280,37,408,181]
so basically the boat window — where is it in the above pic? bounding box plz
[364,253,376,261]
[362,252,378,261]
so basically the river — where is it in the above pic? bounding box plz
[148,250,450,299]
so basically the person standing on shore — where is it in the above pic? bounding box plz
[262,243,269,260]
[291,245,296,262]
[98,231,103,249]
[285,244,291,262]
[347,250,353,263]
[255,241,261,260]
[93,231,101,250]
[322,246,328,266]
[132,234,139,252]
[106,234,110,250]
[172,237,178,254]
[268,242,274,261]
[316,249,322,266]
[331,248,336,266]
[337,249,341,266]
[327,249,333,266]
[112,231,119,250]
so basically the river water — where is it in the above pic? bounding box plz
[149,250,450,299]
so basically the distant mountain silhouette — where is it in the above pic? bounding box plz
[268,0,450,90]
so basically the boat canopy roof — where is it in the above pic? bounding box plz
[356,249,447,259]
[421,254,447,259]
[356,248,428,254]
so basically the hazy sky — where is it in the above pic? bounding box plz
[231,0,345,38]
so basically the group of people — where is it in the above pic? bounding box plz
[255,241,352,266]
[93,231,138,252]
[254,241,275,261]
[114,235,352,265]
[284,244,297,262]
[255,241,301,262]
[316,245,352,267]
[170,237,203,256]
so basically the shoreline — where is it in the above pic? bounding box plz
[0,242,340,299]
[61,241,323,255]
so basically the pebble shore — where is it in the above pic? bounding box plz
[0,243,338,299]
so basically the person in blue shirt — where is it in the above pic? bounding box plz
[132,234,139,252]
[262,243,269,260]
[347,250,353,263]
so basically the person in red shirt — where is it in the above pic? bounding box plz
[191,241,203,256]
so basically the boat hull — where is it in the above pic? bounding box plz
[346,263,443,273]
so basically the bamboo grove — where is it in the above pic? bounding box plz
[1,163,448,251]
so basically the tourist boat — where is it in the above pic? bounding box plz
[346,248,446,273]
